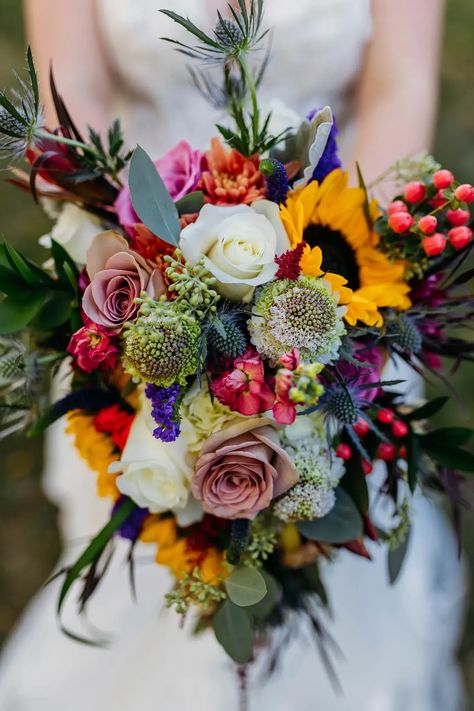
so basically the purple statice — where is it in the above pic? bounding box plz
[145,382,182,442]
[259,158,289,205]
[307,108,342,183]
[112,496,148,541]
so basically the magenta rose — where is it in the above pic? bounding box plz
[192,418,298,520]
[82,231,165,330]
[115,140,202,235]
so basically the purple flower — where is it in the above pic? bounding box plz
[337,345,384,403]
[145,383,182,443]
[307,108,341,183]
[112,496,148,541]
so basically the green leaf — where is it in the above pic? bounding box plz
[0,265,26,296]
[298,487,363,543]
[225,566,267,607]
[340,461,369,513]
[36,292,72,329]
[175,190,204,216]
[213,600,253,664]
[407,434,420,493]
[57,499,136,617]
[388,528,411,585]
[422,443,474,472]
[245,571,279,620]
[420,428,473,448]
[128,145,180,246]
[51,239,80,291]
[405,397,449,422]
[0,291,46,334]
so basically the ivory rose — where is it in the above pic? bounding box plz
[179,200,290,302]
[192,418,298,519]
[82,231,165,329]
[39,203,102,264]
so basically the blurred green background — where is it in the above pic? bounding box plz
[0,0,473,704]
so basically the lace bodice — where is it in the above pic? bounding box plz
[97,0,372,155]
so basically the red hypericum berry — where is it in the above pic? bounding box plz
[455,184,474,203]
[377,442,397,461]
[387,200,408,216]
[353,417,370,437]
[336,443,353,460]
[361,459,373,475]
[392,419,409,438]
[388,212,414,234]
[432,169,454,190]
[422,233,447,257]
[447,208,470,226]
[399,445,408,459]
[429,190,447,209]
[418,215,437,234]
[404,181,426,203]
[448,226,473,250]
[377,408,395,425]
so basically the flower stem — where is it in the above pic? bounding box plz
[36,129,99,158]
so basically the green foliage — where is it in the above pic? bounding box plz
[225,566,267,607]
[212,599,254,663]
[86,120,132,182]
[128,145,181,246]
[298,487,363,544]
[166,569,226,616]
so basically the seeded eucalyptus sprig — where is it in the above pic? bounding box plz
[160,1,289,156]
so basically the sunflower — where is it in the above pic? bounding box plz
[280,170,411,326]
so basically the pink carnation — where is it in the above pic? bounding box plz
[115,141,202,235]
[211,348,275,417]
[67,318,119,373]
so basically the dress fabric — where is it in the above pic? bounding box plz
[0,1,467,709]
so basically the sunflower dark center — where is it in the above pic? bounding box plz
[303,224,360,290]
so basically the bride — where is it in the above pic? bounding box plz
[0,1,466,709]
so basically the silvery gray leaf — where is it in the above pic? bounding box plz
[293,106,334,188]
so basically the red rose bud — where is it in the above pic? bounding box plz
[399,446,408,459]
[418,215,437,234]
[353,417,370,437]
[377,442,397,461]
[361,458,373,475]
[454,184,474,203]
[392,419,409,438]
[388,212,414,234]
[336,443,353,460]
[404,181,426,203]
[422,232,446,257]
[447,208,470,226]
[387,200,408,216]
[377,408,395,425]
[448,226,473,250]
[432,169,454,190]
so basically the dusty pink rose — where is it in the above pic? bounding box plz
[211,348,275,416]
[82,231,165,330]
[67,317,119,373]
[192,418,298,520]
[115,141,202,235]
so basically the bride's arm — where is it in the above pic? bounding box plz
[351,0,445,190]
[23,0,115,134]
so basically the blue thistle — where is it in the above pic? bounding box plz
[145,383,182,443]
[259,158,289,205]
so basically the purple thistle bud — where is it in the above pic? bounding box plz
[145,383,182,443]
[260,158,289,205]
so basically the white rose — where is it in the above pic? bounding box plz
[111,408,202,526]
[179,200,290,302]
[39,203,102,264]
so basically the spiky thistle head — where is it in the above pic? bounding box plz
[206,307,248,358]
[322,383,359,425]
[122,295,201,387]
[388,315,423,354]
[0,48,45,160]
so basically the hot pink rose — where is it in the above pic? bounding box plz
[82,231,165,330]
[115,141,202,235]
[192,418,298,520]
[67,317,119,373]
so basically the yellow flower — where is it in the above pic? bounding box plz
[280,170,411,326]
[66,410,120,499]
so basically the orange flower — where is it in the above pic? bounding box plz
[200,138,266,206]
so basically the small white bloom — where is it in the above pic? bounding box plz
[181,381,243,455]
[39,203,102,264]
[180,200,290,302]
[111,406,202,526]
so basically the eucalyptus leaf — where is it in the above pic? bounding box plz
[388,528,411,584]
[175,190,204,216]
[225,566,267,607]
[128,145,180,247]
[298,487,363,543]
[213,600,253,664]
[246,571,279,620]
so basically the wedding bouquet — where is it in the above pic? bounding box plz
[0,0,473,670]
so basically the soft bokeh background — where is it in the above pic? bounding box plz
[0,0,473,703]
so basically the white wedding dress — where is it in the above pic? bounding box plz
[0,1,467,709]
